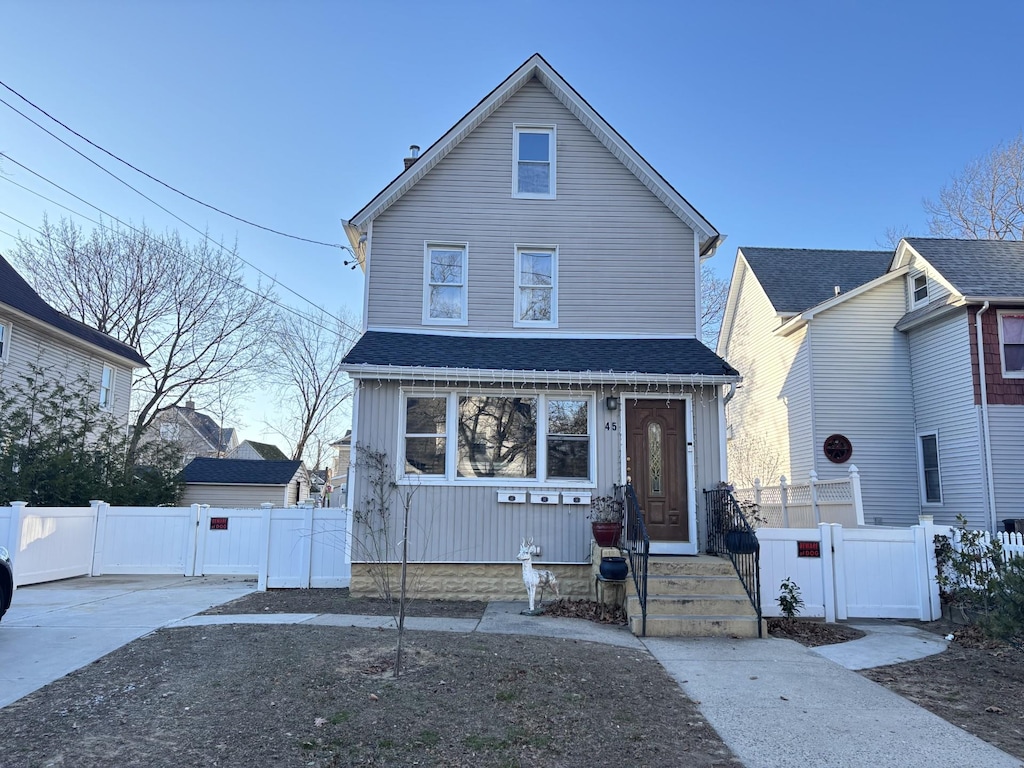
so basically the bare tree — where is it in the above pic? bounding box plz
[701,262,730,347]
[925,133,1024,240]
[13,217,277,460]
[264,308,359,463]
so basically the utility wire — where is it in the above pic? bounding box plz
[0,150,362,338]
[0,78,352,252]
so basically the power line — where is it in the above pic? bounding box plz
[0,151,362,338]
[0,78,352,252]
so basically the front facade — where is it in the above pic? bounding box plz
[0,255,146,429]
[720,238,1024,531]
[341,55,737,596]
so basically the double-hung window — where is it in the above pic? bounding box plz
[515,246,557,326]
[513,125,555,198]
[918,432,942,504]
[912,273,929,304]
[424,243,467,324]
[99,365,114,411]
[0,320,9,362]
[998,312,1024,378]
[402,391,592,483]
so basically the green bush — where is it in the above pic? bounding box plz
[980,556,1024,650]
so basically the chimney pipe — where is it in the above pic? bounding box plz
[185,399,195,411]
[404,144,420,170]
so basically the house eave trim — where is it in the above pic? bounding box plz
[341,363,738,386]
[0,302,148,367]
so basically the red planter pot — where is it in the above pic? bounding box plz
[591,521,622,547]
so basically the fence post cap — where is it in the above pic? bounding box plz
[809,470,818,480]
[848,464,860,476]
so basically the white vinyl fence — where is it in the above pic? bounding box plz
[2,501,351,590]
[735,466,864,528]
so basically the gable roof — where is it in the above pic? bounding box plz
[182,458,302,485]
[0,254,148,366]
[345,53,720,257]
[166,405,235,453]
[899,238,1024,298]
[237,440,289,460]
[342,331,738,381]
[739,247,893,314]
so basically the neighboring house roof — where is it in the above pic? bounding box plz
[344,53,721,259]
[342,331,739,379]
[232,440,289,460]
[0,254,148,366]
[330,429,351,448]
[739,247,892,314]
[900,238,1024,298]
[163,405,235,453]
[182,458,303,485]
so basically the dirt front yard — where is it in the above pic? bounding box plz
[0,592,739,768]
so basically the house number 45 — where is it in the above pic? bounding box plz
[604,422,618,431]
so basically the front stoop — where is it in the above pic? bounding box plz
[625,555,764,638]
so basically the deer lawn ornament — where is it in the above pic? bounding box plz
[517,538,560,613]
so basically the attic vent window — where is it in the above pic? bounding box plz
[513,125,556,199]
[912,274,929,304]
[823,434,853,464]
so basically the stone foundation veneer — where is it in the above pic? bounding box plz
[349,562,593,601]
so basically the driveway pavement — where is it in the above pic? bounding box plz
[0,574,255,708]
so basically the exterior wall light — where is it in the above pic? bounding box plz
[605,396,619,410]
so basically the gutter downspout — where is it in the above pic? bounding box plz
[975,302,998,532]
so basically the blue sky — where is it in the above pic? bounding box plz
[2,0,1023,440]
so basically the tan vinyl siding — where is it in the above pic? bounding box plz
[808,280,920,526]
[721,259,811,487]
[985,405,1024,523]
[907,310,986,529]
[367,79,698,335]
[180,484,291,508]
[0,311,134,428]
[351,380,723,562]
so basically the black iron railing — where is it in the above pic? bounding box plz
[620,483,650,637]
[704,488,762,637]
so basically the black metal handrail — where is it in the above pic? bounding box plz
[704,488,762,637]
[619,483,650,637]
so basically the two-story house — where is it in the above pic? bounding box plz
[718,238,1024,532]
[145,401,239,466]
[0,254,146,428]
[340,55,738,600]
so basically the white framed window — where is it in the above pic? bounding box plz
[918,431,942,505]
[911,273,929,305]
[0,320,10,363]
[513,125,556,199]
[423,243,468,324]
[515,245,557,327]
[400,390,593,485]
[99,365,114,411]
[998,311,1024,378]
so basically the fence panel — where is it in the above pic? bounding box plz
[196,507,264,576]
[94,506,195,575]
[6,504,96,586]
[310,508,351,587]
[756,526,831,618]
[264,507,311,588]
[834,526,929,619]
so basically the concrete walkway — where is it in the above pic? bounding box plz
[3,581,1021,767]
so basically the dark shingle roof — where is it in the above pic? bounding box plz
[740,247,892,314]
[342,331,738,377]
[182,458,302,485]
[903,238,1024,297]
[170,406,235,453]
[0,254,148,366]
[245,441,289,460]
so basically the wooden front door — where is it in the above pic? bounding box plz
[626,399,690,544]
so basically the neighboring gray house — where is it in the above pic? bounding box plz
[146,401,239,466]
[341,54,737,593]
[180,458,309,507]
[0,254,147,425]
[226,440,289,461]
[719,238,1024,531]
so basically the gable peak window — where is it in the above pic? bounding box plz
[515,246,557,326]
[513,125,556,199]
[999,311,1024,378]
[912,273,929,304]
[423,243,467,324]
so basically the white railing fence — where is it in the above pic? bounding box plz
[735,465,864,528]
[2,501,351,590]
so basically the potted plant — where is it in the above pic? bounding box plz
[725,499,762,555]
[588,494,624,547]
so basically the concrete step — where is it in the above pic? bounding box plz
[644,574,748,596]
[631,613,764,638]
[629,594,758,617]
[644,555,737,577]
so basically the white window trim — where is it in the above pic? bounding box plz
[997,310,1024,379]
[422,242,469,326]
[911,272,929,307]
[917,430,943,506]
[99,364,114,411]
[0,319,10,363]
[398,388,595,487]
[514,244,558,328]
[512,124,556,199]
